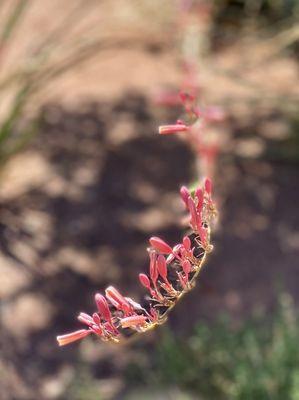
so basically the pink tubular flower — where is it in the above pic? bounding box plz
[157,255,168,281]
[180,185,190,208]
[57,329,91,346]
[120,315,147,328]
[159,123,189,135]
[183,236,191,251]
[95,293,112,321]
[77,312,94,326]
[105,286,131,315]
[149,251,158,284]
[139,273,151,289]
[149,237,173,254]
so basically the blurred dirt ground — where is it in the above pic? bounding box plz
[0,1,299,399]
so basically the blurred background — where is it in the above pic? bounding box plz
[0,1,298,399]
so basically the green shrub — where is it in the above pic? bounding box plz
[126,294,299,400]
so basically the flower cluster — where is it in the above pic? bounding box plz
[158,90,225,179]
[57,178,216,346]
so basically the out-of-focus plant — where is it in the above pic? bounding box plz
[0,0,105,165]
[0,0,169,167]
[126,294,299,400]
[153,0,227,181]
[158,90,225,182]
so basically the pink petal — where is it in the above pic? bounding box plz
[149,252,158,283]
[120,315,147,328]
[57,329,91,346]
[182,236,191,251]
[77,313,93,327]
[105,286,131,314]
[95,293,112,321]
[91,324,103,336]
[139,273,151,289]
[149,237,173,254]
[157,255,167,280]
[159,124,189,135]
[180,186,190,208]
[182,260,191,275]
[92,312,101,325]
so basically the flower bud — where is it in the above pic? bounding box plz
[139,273,151,289]
[95,293,112,321]
[159,124,189,135]
[149,237,172,254]
[157,255,167,280]
[57,329,91,346]
[180,186,190,208]
[120,315,147,328]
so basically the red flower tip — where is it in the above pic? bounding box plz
[95,293,111,321]
[149,237,173,254]
[157,254,167,280]
[92,312,101,325]
[57,329,91,346]
[204,178,212,195]
[158,124,189,135]
[77,312,93,326]
[105,286,131,313]
[139,273,151,289]
[180,186,190,207]
[179,91,195,104]
[149,251,158,283]
[183,236,191,251]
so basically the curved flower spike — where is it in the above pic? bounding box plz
[57,180,216,346]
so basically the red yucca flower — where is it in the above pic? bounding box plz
[158,123,189,135]
[57,179,217,346]
[158,90,225,181]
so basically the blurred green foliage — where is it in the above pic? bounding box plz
[126,294,299,400]
[63,367,103,400]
